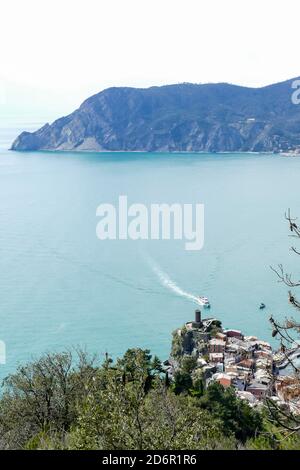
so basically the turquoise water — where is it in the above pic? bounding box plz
[1,124,300,379]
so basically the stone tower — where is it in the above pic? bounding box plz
[194,309,202,327]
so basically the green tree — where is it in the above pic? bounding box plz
[69,375,235,450]
[181,355,197,374]
[173,370,193,395]
[199,382,263,442]
[0,350,96,449]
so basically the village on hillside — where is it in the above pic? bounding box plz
[166,310,300,413]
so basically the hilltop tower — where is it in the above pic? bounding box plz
[193,309,202,328]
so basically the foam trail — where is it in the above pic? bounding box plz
[145,254,200,305]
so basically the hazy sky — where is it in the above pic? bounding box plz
[1,0,300,120]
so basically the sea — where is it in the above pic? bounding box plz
[0,121,300,379]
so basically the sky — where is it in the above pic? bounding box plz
[1,0,300,121]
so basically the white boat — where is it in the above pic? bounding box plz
[198,296,210,308]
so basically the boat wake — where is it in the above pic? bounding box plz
[144,254,200,305]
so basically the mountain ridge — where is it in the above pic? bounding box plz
[11,77,300,153]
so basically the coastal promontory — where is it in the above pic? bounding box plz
[11,78,300,153]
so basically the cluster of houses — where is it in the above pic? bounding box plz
[169,310,300,412]
[206,328,274,405]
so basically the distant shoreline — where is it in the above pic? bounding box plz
[9,148,286,156]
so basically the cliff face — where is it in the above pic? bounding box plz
[170,319,222,360]
[11,79,300,153]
